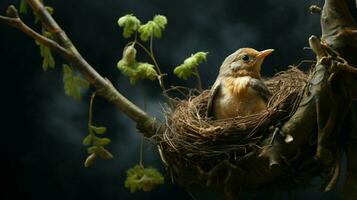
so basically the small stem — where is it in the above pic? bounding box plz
[88,92,96,132]
[139,136,144,167]
[136,42,163,75]
[139,85,147,168]
[129,41,170,98]
[194,68,203,91]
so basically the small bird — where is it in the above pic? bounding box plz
[207,48,274,119]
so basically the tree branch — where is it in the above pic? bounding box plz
[0,6,69,56]
[0,2,159,137]
[321,0,357,66]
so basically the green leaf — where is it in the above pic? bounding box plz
[137,62,158,81]
[173,52,208,80]
[138,14,167,41]
[117,45,157,84]
[96,147,113,160]
[91,126,107,134]
[124,165,164,193]
[138,21,162,41]
[45,6,54,15]
[117,14,141,38]
[87,146,99,154]
[62,64,90,101]
[19,0,27,14]
[41,46,55,71]
[36,31,55,71]
[82,135,92,146]
[93,137,111,146]
[117,60,138,84]
[153,15,167,29]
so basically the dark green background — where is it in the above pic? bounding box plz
[1,0,356,199]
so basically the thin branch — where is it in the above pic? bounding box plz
[133,41,168,93]
[0,2,158,137]
[88,92,96,129]
[0,6,68,56]
[193,68,203,91]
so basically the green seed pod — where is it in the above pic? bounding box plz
[84,153,97,168]
[97,147,114,160]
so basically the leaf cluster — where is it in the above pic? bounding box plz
[118,14,167,41]
[62,64,89,101]
[124,165,164,193]
[36,31,55,71]
[117,44,157,84]
[83,125,113,167]
[173,52,208,80]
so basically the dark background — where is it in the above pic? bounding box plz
[1,0,356,199]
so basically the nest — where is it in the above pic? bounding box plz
[156,67,309,187]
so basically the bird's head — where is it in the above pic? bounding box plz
[218,48,274,79]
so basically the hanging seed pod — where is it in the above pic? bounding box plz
[84,153,97,167]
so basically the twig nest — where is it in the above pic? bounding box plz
[156,67,308,188]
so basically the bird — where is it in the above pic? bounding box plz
[207,48,274,120]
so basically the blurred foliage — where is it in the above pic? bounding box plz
[35,31,55,71]
[125,165,164,193]
[62,64,89,101]
[19,0,27,14]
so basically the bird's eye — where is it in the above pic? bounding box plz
[241,55,250,62]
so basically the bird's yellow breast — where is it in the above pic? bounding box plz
[213,76,267,119]
[223,76,251,98]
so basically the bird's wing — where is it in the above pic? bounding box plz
[206,80,221,118]
[249,78,272,103]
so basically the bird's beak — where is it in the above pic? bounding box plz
[257,49,274,59]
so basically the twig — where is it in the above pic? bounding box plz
[132,41,169,97]
[0,6,68,56]
[193,68,203,91]
[0,2,158,137]
[88,92,96,128]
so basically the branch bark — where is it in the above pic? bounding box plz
[0,2,159,137]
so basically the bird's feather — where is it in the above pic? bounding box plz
[249,78,272,103]
[206,80,221,118]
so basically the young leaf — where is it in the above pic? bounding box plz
[137,62,158,81]
[138,14,167,41]
[153,15,167,29]
[124,165,164,193]
[173,52,208,80]
[45,6,54,15]
[87,146,99,154]
[93,137,111,146]
[117,46,158,84]
[41,46,55,71]
[36,31,55,71]
[19,0,28,14]
[117,14,141,38]
[96,147,114,160]
[91,126,107,134]
[82,135,93,146]
[62,64,90,101]
[117,60,139,84]
[138,21,162,41]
